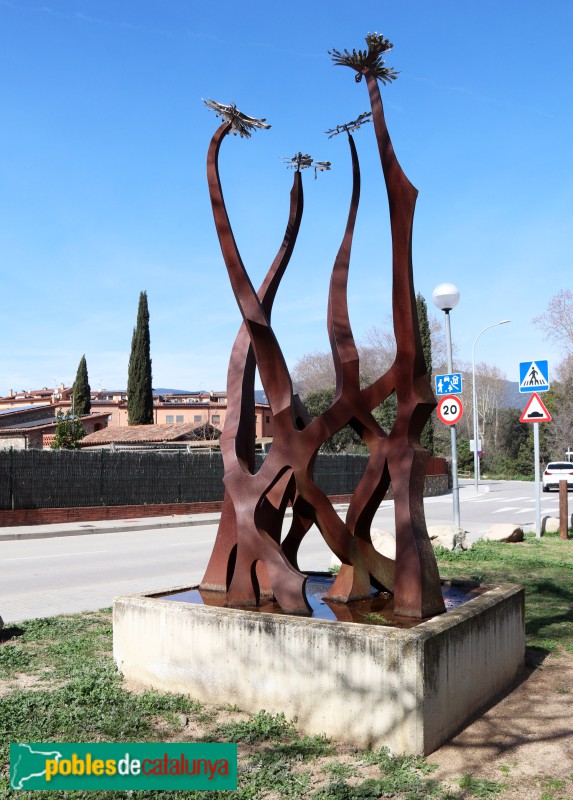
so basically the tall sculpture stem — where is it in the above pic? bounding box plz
[201,142,304,596]
[363,70,444,618]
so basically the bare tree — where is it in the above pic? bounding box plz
[533,289,573,355]
[293,311,449,400]
[545,354,573,460]
[428,315,459,372]
[475,363,506,454]
[291,351,336,396]
[359,323,396,385]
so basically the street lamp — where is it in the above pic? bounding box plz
[471,320,511,493]
[432,283,461,529]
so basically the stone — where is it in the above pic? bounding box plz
[542,517,560,534]
[370,528,396,560]
[427,525,470,551]
[330,528,396,569]
[483,524,524,543]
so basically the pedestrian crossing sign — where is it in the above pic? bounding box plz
[519,360,549,393]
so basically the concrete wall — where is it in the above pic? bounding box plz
[420,585,525,753]
[0,436,26,451]
[113,582,524,755]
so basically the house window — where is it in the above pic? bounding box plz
[194,415,203,423]
[266,416,270,423]
[166,415,174,423]
[212,415,220,424]
[176,415,184,423]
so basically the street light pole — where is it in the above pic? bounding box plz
[471,320,511,494]
[433,283,461,530]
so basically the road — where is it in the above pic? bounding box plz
[0,480,566,624]
[372,478,563,537]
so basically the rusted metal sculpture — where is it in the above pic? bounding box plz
[200,33,446,619]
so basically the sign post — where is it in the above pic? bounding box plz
[436,394,463,530]
[559,480,569,540]
[520,388,552,538]
[534,422,541,538]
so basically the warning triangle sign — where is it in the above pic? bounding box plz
[520,392,552,423]
[520,360,549,391]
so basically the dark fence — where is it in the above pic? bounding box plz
[0,450,376,511]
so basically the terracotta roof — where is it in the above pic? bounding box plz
[81,423,207,446]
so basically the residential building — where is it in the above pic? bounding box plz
[0,385,71,411]
[0,406,111,450]
[0,387,274,445]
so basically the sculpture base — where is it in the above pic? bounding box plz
[113,580,524,756]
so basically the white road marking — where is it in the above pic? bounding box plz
[3,551,109,561]
[463,496,499,503]
[492,506,523,514]
[166,539,214,546]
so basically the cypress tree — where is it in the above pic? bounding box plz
[417,292,435,454]
[72,354,91,416]
[127,290,154,425]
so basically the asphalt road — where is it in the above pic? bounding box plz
[372,478,563,537]
[0,479,566,624]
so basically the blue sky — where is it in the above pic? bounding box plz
[1,0,571,395]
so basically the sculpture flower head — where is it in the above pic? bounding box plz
[326,111,372,139]
[282,152,331,179]
[329,32,398,84]
[202,99,271,138]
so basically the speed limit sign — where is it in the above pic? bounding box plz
[437,394,463,425]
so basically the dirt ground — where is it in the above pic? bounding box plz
[429,650,573,798]
[3,644,572,797]
[123,650,573,798]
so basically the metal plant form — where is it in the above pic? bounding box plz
[203,99,271,137]
[201,32,445,619]
[282,152,332,179]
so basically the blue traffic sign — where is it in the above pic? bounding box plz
[519,360,549,393]
[435,373,463,396]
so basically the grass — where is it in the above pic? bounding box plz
[0,612,463,800]
[434,531,573,654]
[1,534,572,798]
[458,775,505,798]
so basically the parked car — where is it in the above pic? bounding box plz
[542,462,573,492]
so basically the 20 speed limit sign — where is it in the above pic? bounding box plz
[437,394,463,425]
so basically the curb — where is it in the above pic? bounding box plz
[0,515,222,542]
[0,505,324,542]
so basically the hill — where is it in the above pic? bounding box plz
[501,381,528,410]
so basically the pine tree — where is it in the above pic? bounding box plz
[417,292,435,454]
[127,290,154,425]
[50,410,86,449]
[72,355,91,417]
